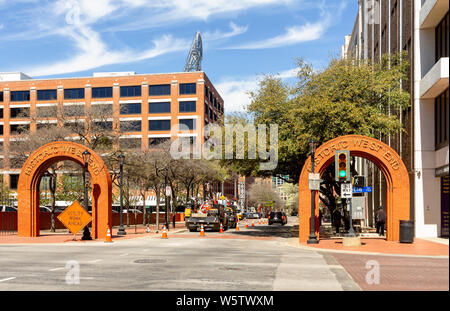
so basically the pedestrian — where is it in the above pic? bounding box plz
[172,213,176,228]
[375,206,387,236]
[332,208,342,234]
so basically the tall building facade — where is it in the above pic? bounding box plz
[0,71,224,191]
[343,0,449,238]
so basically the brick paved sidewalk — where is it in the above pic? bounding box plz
[295,237,449,257]
[0,223,186,244]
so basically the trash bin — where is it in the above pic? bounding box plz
[399,220,414,243]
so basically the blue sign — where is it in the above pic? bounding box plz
[353,186,372,193]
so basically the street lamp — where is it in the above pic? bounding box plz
[81,150,92,240]
[117,152,126,235]
[307,139,319,244]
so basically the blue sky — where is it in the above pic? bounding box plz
[0,0,357,112]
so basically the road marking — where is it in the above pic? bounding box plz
[0,277,16,283]
[49,267,65,271]
[87,259,102,263]
[119,253,129,257]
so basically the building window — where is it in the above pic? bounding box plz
[120,103,141,115]
[209,109,213,120]
[10,124,30,134]
[10,107,30,118]
[64,88,85,100]
[120,120,141,132]
[119,138,141,149]
[37,123,58,131]
[37,89,57,101]
[36,106,57,118]
[213,113,217,121]
[63,105,85,117]
[0,91,3,102]
[149,120,171,131]
[149,102,171,113]
[120,86,141,97]
[0,108,3,118]
[93,121,113,131]
[179,119,195,130]
[435,88,449,149]
[179,83,196,95]
[435,12,449,62]
[10,91,30,102]
[205,104,209,116]
[179,101,196,112]
[149,137,170,147]
[213,97,217,108]
[92,87,113,98]
[0,125,3,135]
[205,86,209,98]
[9,174,20,190]
[149,84,171,96]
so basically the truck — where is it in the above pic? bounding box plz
[185,203,229,232]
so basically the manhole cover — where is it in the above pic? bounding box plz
[134,259,167,264]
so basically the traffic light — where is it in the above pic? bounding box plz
[335,150,350,182]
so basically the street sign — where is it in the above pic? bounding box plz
[220,195,225,200]
[308,173,322,190]
[341,183,353,198]
[57,200,92,235]
[353,186,372,193]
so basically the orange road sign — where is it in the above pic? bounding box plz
[57,201,92,235]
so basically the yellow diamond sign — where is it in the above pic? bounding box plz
[57,200,92,235]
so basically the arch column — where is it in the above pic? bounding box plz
[17,141,112,239]
[299,135,410,243]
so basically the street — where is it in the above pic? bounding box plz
[0,217,447,291]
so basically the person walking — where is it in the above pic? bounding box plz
[376,206,387,236]
[332,208,342,234]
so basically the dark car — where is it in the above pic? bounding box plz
[268,211,287,225]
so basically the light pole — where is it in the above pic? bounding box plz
[307,139,319,244]
[81,150,92,240]
[117,152,126,235]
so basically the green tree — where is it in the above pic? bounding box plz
[226,53,410,214]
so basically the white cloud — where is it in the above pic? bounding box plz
[216,68,299,113]
[203,22,248,42]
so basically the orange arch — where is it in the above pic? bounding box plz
[17,141,112,239]
[298,135,410,242]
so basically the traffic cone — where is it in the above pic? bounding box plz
[105,226,113,243]
[200,224,205,236]
[236,222,240,231]
[219,223,224,233]
[146,225,150,233]
[251,221,255,227]
[245,223,249,228]
[258,219,261,225]
[161,225,168,239]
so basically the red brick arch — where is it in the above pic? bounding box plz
[298,135,410,242]
[17,141,112,239]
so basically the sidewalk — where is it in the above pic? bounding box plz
[287,237,449,257]
[0,223,187,244]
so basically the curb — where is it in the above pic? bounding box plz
[283,238,450,259]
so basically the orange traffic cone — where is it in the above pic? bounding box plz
[245,223,249,228]
[219,223,224,233]
[161,225,168,239]
[251,221,255,227]
[258,219,261,225]
[200,224,205,236]
[236,222,240,231]
[105,226,113,243]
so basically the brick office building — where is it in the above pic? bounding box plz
[343,0,449,237]
[0,71,224,191]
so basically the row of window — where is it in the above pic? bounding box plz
[435,12,449,62]
[204,86,223,113]
[0,119,198,135]
[435,88,449,148]
[1,101,198,119]
[0,83,197,102]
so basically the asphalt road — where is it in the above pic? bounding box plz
[0,217,447,291]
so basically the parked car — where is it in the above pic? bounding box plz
[1,206,17,212]
[268,211,287,225]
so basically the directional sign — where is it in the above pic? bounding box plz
[57,200,92,235]
[353,186,373,193]
[341,183,353,198]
